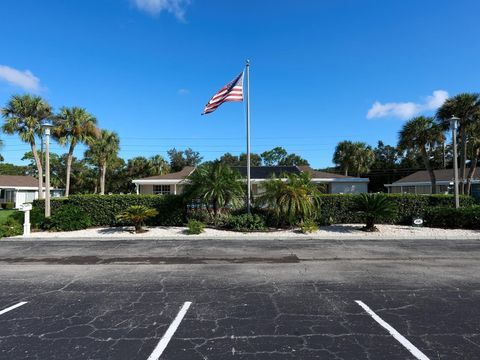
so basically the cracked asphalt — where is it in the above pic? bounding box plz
[0,239,479,359]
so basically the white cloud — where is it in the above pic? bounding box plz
[177,88,190,95]
[0,65,41,92]
[132,0,191,20]
[367,90,449,120]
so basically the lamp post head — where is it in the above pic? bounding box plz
[450,115,460,130]
[42,119,53,135]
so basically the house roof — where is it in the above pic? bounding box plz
[133,165,366,183]
[391,168,480,185]
[137,166,195,180]
[0,175,38,188]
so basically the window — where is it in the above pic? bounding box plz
[153,185,170,195]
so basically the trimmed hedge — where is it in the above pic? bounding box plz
[425,206,480,229]
[316,194,476,225]
[34,194,187,227]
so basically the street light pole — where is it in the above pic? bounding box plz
[42,121,53,217]
[450,116,460,209]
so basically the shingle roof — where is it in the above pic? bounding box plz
[138,166,195,180]
[0,175,38,188]
[296,166,354,179]
[392,168,480,184]
[231,166,301,179]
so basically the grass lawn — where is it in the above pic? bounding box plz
[0,210,17,224]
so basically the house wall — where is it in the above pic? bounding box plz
[138,184,185,195]
[330,182,368,194]
[387,185,449,195]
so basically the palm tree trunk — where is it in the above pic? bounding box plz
[100,162,107,195]
[344,166,348,176]
[466,147,479,195]
[421,147,437,194]
[65,142,75,197]
[31,142,44,199]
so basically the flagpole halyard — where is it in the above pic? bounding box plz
[245,59,251,214]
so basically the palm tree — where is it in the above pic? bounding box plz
[185,162,244,222]
[53,107,99,196]
[1,94,53,198]
[84,130,120,195]
[257,172,321,227]
[398,116,445,194]
[149,154,170,175]
[333,141,375,176]
[116,205,158,233]
[437,93,480,194]
[354,193,396,232]
[333,140,355,176]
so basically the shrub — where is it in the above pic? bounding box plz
[300,219,319,234]
[44,205,92,232]
[316,194,475,225]
[5,202,14,210]
[354,193,396,231]
[0,218,23,238]
[116,206,158,233]
[187,219,205,235]
[34,194,187,227]
[225,213,267,232]
[424,206,480,229]
[8,207,45,229]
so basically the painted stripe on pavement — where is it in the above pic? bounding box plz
[0,301,28,316]
[355,300,430,360]
[147,301,192,360]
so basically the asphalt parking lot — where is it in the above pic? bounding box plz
[0,239,479,359]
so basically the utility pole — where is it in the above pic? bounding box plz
[450,116,460,209]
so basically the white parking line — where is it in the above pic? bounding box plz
[355,300,430,360]
[0,301,28,316]
[147,301,192,360]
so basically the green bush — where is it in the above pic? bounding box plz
[225,213,267,232]
[300,219,319,234]
[116,205,158,233]
[5,202,14,210]
[8,207,45,229]
[187,219,205,235]
[316,194,475,225]
[424,206,480,229]
[0,218,23,238]
[44,205,92,232]
[34,194,187,227]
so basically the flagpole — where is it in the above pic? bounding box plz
[245,59,251,214]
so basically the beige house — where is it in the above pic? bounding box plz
[0,175,64,208]
[132,166,369,196]
[385,168,479,195]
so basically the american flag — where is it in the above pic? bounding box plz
[202,72,244,115]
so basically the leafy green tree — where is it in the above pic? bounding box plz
[354,193,396,232]
[116,205,158,233]
[53,107,99,196]
[238,152,262,166]
[167,148,203,172]
[257,172,321,227]
[185,162,244,222]
[0,163,29,176]
[261,147,288,166]
[84,130,120,194]
[398,116,445,194]
[279,153,309,166]
[372,141,399,169]
[437,93,480,194]
[219,152,240,166]
[2,94,53,198]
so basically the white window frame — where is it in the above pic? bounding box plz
[153,185,171,195]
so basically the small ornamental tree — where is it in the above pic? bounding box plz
[116,205,158,233]
[354,193,396,232]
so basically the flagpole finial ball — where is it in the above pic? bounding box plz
[246,59,250,65]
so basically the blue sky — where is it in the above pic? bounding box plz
[0,0,479,168]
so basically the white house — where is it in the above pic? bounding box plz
[0,175,64,208]
[132,166,369,196]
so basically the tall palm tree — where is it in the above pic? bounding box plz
[257,172,321,227]
[185,162,244,222]
[84,130,120,195]
[1,94,53,198]
[398,116,445,194]
[149,154,170,175]
[437,93,480,194]
[333,141,375,176]
[53,107,99,196]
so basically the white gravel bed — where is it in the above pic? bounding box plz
[10,224,480,240]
